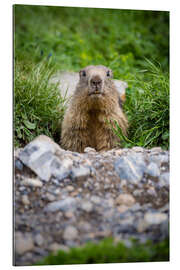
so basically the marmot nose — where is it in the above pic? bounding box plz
[90,77,102,88]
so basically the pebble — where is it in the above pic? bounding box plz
[147,186,157,197]
[132,146,144,152]
[90,195,101,204]
[137,219,148,233]
[34,233,44,246]
[71,166,91,181]
[45,193,56,202]
[14,137,169,266]
[114,153,146,184]
[66,185,74,192]
[133,189,143,197]
[146,162,160,177]
[15,232,34,255]
[15,159,24,171]
[44,197,77,213]
[117,205,129,213]
[80,201,93,212]
[21,178,43,188]
[114,149,123,156]
[115,194,135,207]
[21,195,30,205]
[151,147,162,152]
[78,221,92,232]
[159,172,169,187]
[63,226,78,241]
[64,211,74,219]
[144,212,168,225]
[61,158,73,168]
[84,147,96,153]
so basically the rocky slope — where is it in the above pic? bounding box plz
[14,135,169,266]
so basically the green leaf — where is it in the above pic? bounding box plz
[23,120,36,130]
[162,131,169,140]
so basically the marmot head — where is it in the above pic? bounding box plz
[79,65,113,97]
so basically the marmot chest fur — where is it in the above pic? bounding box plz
[61,65,128,152]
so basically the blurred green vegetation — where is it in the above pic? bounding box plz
[14,5,169,148]
[35,237,169,265]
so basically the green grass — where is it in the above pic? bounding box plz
[35,237,169,265]
[14,60,66,147]
[14,5,169,148]
[114,60,169,149]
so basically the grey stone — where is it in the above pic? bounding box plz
[19,142,54,181]
[132,146,144,152]
[66,185,74,192]
[71,166,90,180]
[149,153,169,166]
[84,147,96,153]
[145,162,160,177]
[21,195,30,205]
[151,147,162,152]
[45,193,56,202]
[133,189,143,197]
[21,178,43,188]
[19,136,62,181]
[115,194,135,207]
[80,201,93,212]
[63,225,78,240]
[147,187,157,197]
[14,139,169,266]
[15,232,34,255]
[34,234,44,246]
[90,195,101,204]
[44,197,77,213]
[114,153,146,184]
[78,221,92,233]
[159,172,169,187]
[144,212,168,225]
[15,159,24,171]
[129,203,141,212]
[50,157,70,181]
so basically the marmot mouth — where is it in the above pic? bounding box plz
[88,92,104,96]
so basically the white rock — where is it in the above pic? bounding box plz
[144,212,167,225]
[63,225,78,240]
[90,195,101,204]
[71,166,90,180]
[84,147,96,153]
[146,162,160,177]
[21,178,43,188]
[44,197,77,212]
[81,201,93,212]
[115,193,135,206]
[15,232,34,255]
[21,195,30,205]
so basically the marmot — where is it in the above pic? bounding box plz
[61,65,128,152]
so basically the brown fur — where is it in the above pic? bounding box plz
[61,65,128,152]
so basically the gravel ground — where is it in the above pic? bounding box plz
[14,135,169,266]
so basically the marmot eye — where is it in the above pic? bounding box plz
[82,70,86,77]
[106,70,111,77]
